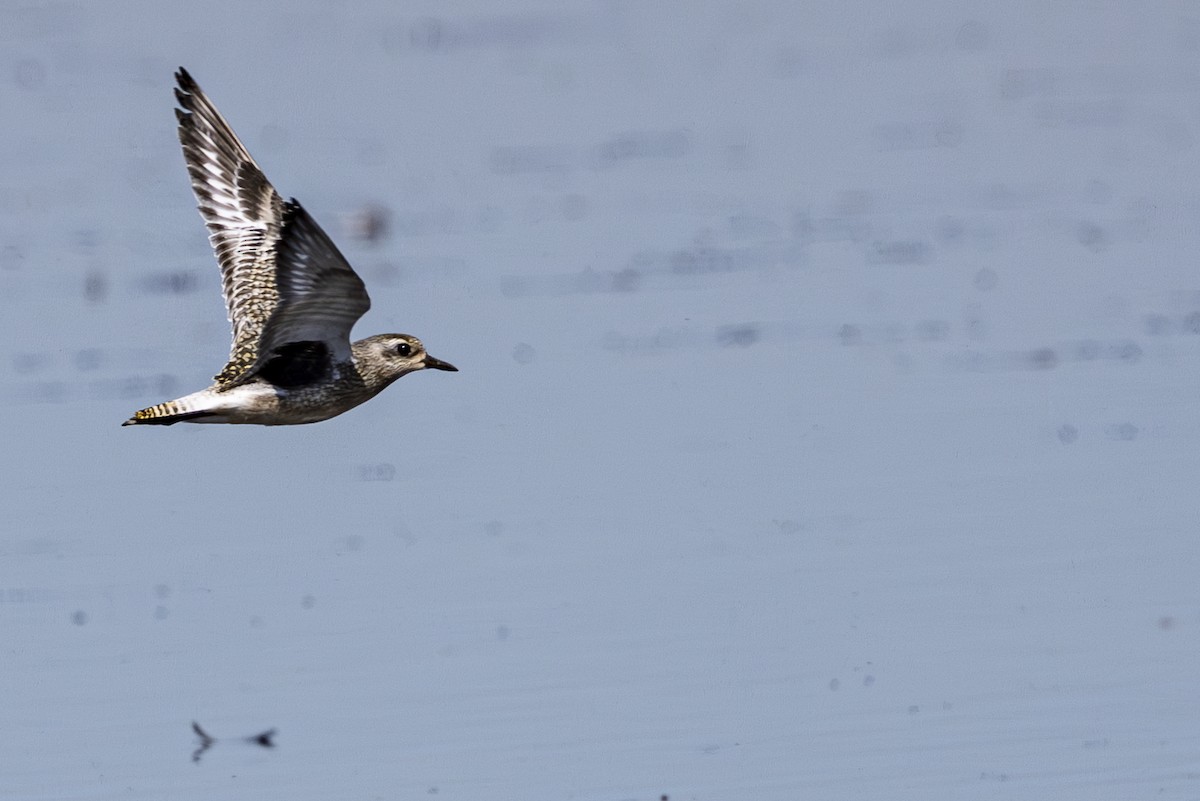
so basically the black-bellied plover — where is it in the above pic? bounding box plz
[124,68,456,426]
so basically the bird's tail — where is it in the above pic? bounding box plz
[122,400,213,426]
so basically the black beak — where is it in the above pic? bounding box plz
[423,354,458,372]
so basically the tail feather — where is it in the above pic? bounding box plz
[122,401,213,426]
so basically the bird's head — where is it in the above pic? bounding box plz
[354,334,457,387]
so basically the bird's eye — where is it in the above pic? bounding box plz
[395,342,413,357]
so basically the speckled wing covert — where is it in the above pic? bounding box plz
[174,68,371,388]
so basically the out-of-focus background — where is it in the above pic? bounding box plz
[3,2,1199,799]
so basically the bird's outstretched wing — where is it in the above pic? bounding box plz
[174,68,370,388]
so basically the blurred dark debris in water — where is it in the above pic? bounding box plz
[1034,99,1124,130]
[668,245,739,275]
[8,349,171,379]
[0,4,81,39]
[94,374,178,400]
[838,324,862,346]
[943,339,1142,372]
[593,129,692,167]
[191,721,276,764]
[512,342,536,364]
[365,256,467,289]
[999,67,1058,102]
[137,270,202,295]
[502,266,640,297]
[715,324,759,348]
[491,145,572,175]
[602,315,1157,373]
[871,118,963,151]
[154,583,171,621]
[1076,220,1108,252]
[836,320,954,347]
[604,322,778,354]
[12,351,49,375]
[0,244,24,271]
[791,208,871,244]
[490,129,691,175]
[501,241,803,298]
[1105,422,1139,441]
[0,584,56,601]
[972,268,998,291]
[13,58,47,91]
[605,317,958,355]
[1139,307,1200,337]
[380,10,598,55]
[397,207,453,237]
[355,463,396,482]
[1057,421,1150,446]
[83,270,108,303]
[727,213,782,240]
[10,373,177,405]
[867,239,931,266]
[340,204,391,244]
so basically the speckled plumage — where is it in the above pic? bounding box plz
[123,69,456,427]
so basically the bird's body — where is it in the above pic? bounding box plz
[124,69,455,427]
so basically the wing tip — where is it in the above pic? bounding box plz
[175,67,196,90]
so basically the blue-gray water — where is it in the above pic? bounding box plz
[3,2,1199,799]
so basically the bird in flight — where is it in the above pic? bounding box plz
[124,68,456,426]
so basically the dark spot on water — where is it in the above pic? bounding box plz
[956,20,990,50]
[84,270,107,302]
[1105,423,1138,441]
[1143,314,1171,335]
[250,729,276,748]
[973,268,997,291]
[139,270,200,295]
[490,145,570,174]
[610,267,640,292]
[356,463,396,482]
[915,320,949,342]
[1077,221,1107,251]
[1075,340,1100,360]
[14,58,46,90]
[0,244,23,271]
[512,343,535,365]
[12,352,46,374]
[1028,348,1057,369]
[716,324,759,348]
[595,129,691,166]
[1116,341,1141,363]
[869,239,930,265]
[73,349,102,371]
[560,193,587,221]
